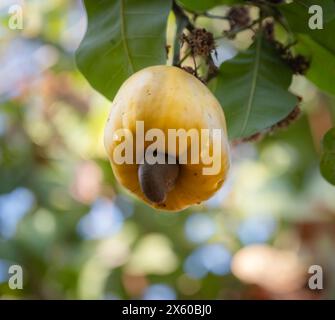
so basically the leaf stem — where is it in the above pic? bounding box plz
[215,18,261,40]
[192,54,198,76]
[172,0,194,66]
[178,49,192,66]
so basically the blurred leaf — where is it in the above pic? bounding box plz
[211,34,297,139]
[259,114,317,190]
[280,0,335,54]
[320,127,335,185]
[177,0,243,11]
[0,104,34,193]
[298,35,335,96]
[76,0,172,101]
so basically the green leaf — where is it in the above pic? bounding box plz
[211,35,297,139]
[279,0,335,54]
[76,0,172,101]
[298,34,335,96]
[320,127,335,185]
[177,0,243,12]
[279,1,335,96]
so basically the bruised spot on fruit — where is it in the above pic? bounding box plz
[138,153,180,204]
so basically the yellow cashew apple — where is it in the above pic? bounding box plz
[104,65,230,211]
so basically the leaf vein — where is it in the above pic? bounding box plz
[240,35,262,136]
[120,0,134,74]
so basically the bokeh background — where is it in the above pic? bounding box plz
[1,0,335,300]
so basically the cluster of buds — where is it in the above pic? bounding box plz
[227,6,251,30]
[181,28,215,57]
[263,21,275,41]
[284,54,310,75]
[264,22,310,75]
[271,105,301,130]
[224,6,251,39]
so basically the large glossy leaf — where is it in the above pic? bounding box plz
[177,0,243,12]
[211,35,297,139]
[279,0,335,54]
[320,127,335,185]
[76,0,172,101]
